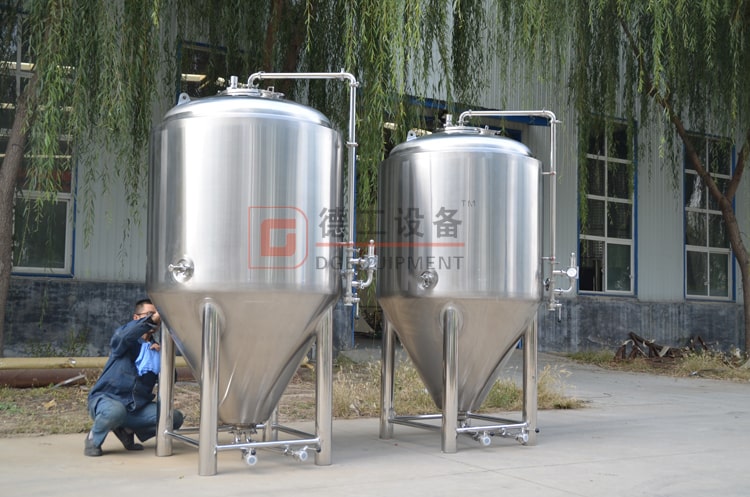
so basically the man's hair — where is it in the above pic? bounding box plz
[134,298,153,314]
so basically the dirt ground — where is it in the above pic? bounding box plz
[0,367,316,438]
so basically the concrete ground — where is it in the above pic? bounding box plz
[1,348,749,497]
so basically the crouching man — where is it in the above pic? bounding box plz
[84,298,184,456]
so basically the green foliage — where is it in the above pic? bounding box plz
[4,3,748,335]
[568,349,615,367]
[2,0,747,240]
[0,1,496,247]
[498,0,749,150]
[0,401,22,413]
[14,1,167,245]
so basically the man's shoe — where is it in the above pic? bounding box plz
[84,434,102,457]
[112,427,144,451]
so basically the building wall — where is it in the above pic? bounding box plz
[539,297,743,353]
[4,278,145,357]
[4,40,749,357]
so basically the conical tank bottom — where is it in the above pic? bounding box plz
[380,297,539,412]
[153,291,335,426]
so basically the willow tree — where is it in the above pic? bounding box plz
[494,0,750,349]
[0,0,486,355]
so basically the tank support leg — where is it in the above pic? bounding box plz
[198,301,221,476]
[315,306,333,466]
[379,318,395,439]
[263,408,279,442]
[156,324,176,456]
[441,305,460,453]
[522,316,538,446]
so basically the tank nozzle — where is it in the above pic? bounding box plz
[168,257,194,283]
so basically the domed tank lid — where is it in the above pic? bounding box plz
[388,125,533,159]
[161,80,333,129]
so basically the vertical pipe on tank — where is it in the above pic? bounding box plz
[156,324,175,456]
[457,109,560,309]
[379,319,395,439]
[522,317,538,445]
[247,71,357,238]
[198,301,220,476]
[247,71,363,307]
[315,306,333,466]
[441,305,460,453]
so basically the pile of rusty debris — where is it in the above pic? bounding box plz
[613,332,713,361]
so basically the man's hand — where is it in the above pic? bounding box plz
[145,311,161,331]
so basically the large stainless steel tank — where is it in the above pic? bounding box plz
[147,87,343,427]
[377,125,542,413]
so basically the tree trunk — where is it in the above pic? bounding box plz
[732,132,750,350]
[0,74,34,357]
[739,248,750,351]
[674,116,750,351]
[621,18,750,350]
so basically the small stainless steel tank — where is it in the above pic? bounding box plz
[147,86,343,427]
[377,125,542,413]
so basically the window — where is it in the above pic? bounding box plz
[684,136,732,298]
[12,150,74,274]
[1,15,74,275]
[579,122,634,293]
[179,43,226,98]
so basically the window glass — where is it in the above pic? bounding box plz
[179,43,226,98]
[607,162,630,199]
[709,253,728,296]
[708,214,728,248]
[611,126,629,159]
[13,197,68,269]
[583,198,605,237]
[607,201,632,239]
[685,251,707,296]
[585,158,605,196]
[709,177,728,211]
[685,211,706,246]
[579,120,634,294]
[684,135,732,299]
[709,141,731,176]
[684,174,704,209]
[606,243,631,291]
[579,239,604,292]
[587,132,604,156]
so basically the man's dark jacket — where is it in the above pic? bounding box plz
[88,316,159,412]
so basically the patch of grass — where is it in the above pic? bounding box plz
[0,384,91,436]
[481,364,584,411]
[0,401,23,413]
[332,361,382,418]
[332,358,583,418]
[1,355,582,436]
[674,352,750,381]
[568,348,750,382]
[568,350,615,367]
